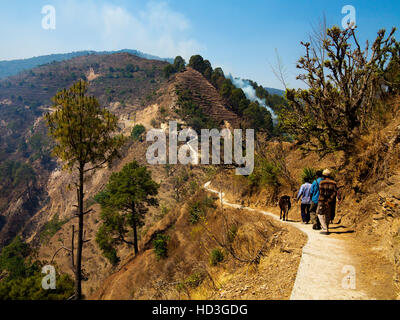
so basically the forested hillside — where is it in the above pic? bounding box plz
[0,49,173,79]
[0,50,288,299]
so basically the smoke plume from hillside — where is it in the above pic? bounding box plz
[228,75,277,121]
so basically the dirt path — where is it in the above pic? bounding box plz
[204,181,371,300]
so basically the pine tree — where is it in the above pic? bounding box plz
[96,161,159,261]
[45,80,125,299]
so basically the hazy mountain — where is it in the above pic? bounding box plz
[0,49,173,79]
[265,87,285,96]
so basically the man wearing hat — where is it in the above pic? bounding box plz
[316,169,338,235]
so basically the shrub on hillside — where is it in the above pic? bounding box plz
[184,271,206,288]
[131,124,146,141]
[188,201,204,224]
[188,195,216,224]
[153,234,170,259]
[209,248,224,266]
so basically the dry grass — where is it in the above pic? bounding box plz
[92,189,306,300]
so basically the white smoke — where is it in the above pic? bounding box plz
[228,75,277,122]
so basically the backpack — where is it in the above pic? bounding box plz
[312,179,320,196]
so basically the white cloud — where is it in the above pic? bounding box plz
[58,0,204,59]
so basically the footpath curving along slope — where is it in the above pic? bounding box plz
[204,181,370,300]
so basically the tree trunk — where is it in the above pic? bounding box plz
[74,164,84,300]
[132,205,138,255]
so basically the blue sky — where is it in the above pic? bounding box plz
[0,0,399,89]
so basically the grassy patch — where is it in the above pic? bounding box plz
[40,214,68,244]
[188,195,216,224]
[209,248,224,266]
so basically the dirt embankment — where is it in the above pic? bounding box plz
[93,186,306,300]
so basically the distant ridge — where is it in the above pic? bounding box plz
[265,87,285,96]
[0,49,173,79]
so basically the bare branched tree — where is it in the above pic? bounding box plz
[270,49,289,90]
[280,26,396,157]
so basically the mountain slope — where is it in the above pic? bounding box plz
[0,53,259,297]
[0,50,173,79]
[174,68,241,128]
[0,52,169,248]
[0,51,302,300]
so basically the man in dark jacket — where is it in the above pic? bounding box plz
[317,169,338,235]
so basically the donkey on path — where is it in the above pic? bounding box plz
[279,195,291,221]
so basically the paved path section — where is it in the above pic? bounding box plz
[204,181,370,300]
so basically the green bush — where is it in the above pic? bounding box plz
[131,124,146,141]
[201,195,216,209]
[301,167,316,184]
[176,271,206,293]
[209,248,224,266]
[189,201,204,224]
[159,205,170,219]
[153,234,170,259]
[0,237,74,300]
[163,64,175,78]
[0,270,74,300]
[0,237,31,279]
[188,195,215,224]
[185,272,206,288]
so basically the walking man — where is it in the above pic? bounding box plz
[310,170,324,230]
[297,177,312,224]
[317,169,338,235]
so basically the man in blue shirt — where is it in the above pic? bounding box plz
[297,177,312,223]
[310,170,324,230]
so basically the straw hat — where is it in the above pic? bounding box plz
[322,169,331,177]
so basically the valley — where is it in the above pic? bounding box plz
[0,35,399,300]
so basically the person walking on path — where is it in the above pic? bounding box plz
[329,187,343,224]
[317,169,338,235]
[297,177,312,224]
[310,170,324,230]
